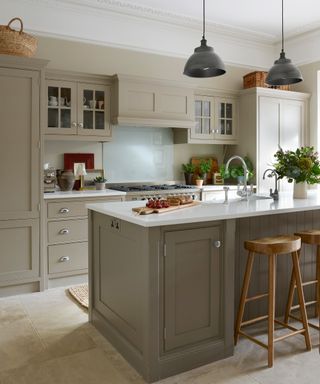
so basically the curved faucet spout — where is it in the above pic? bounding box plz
[225,155,249,199]
[263,168,279,200]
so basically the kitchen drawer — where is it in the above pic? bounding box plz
[47,201,87,219]
[48,242,88,274]
[48,219,88,244]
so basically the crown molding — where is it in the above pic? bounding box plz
[2,0,320,68]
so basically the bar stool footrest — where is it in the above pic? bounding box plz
[288,314,320,330]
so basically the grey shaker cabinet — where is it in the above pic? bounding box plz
[89,212,234,382]
[0,56,47,295]
[163,226,223,352]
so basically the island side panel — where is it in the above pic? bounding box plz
[89,211,154,377]
[235,210,320,319]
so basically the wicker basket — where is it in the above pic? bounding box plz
[0,18,37,57]
[243,71,290,91]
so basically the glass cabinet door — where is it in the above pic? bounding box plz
[191,96,215,140]
[46,80,77,134]
[215,98,236,140]
[77,83,111,137]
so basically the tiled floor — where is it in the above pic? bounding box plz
[0,288,319,384]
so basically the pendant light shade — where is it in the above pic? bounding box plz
[184,0,225,78]
[266,0,302,86]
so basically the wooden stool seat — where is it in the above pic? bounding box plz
[284,230,320,331]
[245,235,301,255]
[235,235,311,368]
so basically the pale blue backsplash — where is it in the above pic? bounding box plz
[103,127,174,182]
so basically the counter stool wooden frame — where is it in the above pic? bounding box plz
[284,230,320,331]
[234,235,311,367]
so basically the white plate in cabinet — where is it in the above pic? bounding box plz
[48,242,88,274]
[47,201,88,219]
[47,219,88,244]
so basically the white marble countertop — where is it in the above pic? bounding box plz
[87,191,320,227]
[44,189,126,199]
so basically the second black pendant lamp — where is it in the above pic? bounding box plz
[184,0,226,78]
[266,0,303,85]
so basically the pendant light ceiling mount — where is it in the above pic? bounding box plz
[183,0,226,78]
[266,0,302,86]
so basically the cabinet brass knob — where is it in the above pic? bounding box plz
[59,256,70,262]
[59,208,69,214]
[214,240,221,248]
[59,228,69,235]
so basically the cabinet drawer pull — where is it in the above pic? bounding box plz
[59,208,70,214]
[59,256,70,262]
[59,228,69,235]
[213,240,221,248]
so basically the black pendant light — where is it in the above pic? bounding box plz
[266,0,302,86]
[183,0,226,78]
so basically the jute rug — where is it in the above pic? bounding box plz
[68,284,88,309]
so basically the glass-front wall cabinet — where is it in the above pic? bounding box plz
[193,96,215,140]
[78,83,110,136]
[46,80,77,134]
[191,95,237,143]
[45,80,111,139]
[216,98,236,141]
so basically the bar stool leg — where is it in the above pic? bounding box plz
[268,254,276,368]
[292,251,312,350]
[284,250,300,324]
[234,251,255,345]
[315,245,320,318]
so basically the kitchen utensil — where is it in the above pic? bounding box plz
[132,200,200,215]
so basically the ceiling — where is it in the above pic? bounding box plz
[1,0,320,68]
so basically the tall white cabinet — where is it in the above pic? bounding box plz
[235,87,310,194]
[0,55,47,296]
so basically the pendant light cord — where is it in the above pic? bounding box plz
[202,0,205,39]
[281,0,284,53]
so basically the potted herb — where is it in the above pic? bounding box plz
[195,175,204,187]
[93,176,107,190]
[220,156,254,184]
[273,146,320,198]
[182,163,196,185]
[198,159,212,185]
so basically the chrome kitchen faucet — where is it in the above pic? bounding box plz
[225,155,252,200]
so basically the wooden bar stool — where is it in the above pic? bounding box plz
[234,235,311,367]
[284,230,320,331]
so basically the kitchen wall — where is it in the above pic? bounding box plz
[35,36,251,91]
[292,62,320,149]
[40,35,240,182]
[44,128,224,183]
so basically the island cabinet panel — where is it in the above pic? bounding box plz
[163,226,222,352]
[89,211,235,383]
[91,213,146,352]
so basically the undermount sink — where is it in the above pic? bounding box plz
[249,194,273,200]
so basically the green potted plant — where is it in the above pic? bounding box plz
[182,163,196,185]
[220,156,254,184]
[198,159,212,185]
[273,146,320,198]
[93,176,107,190]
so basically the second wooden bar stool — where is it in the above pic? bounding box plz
[234,235,311,367]
[285,229,320,331]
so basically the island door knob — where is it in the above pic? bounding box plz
[78,122,84,128]
[71,121,77,128]
[213,240,221,248]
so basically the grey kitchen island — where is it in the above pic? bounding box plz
[87,193,320,383]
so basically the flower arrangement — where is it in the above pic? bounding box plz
[273,146,320,184]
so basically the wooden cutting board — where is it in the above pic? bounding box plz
[132,201,200,215]
[191,157,219,184]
